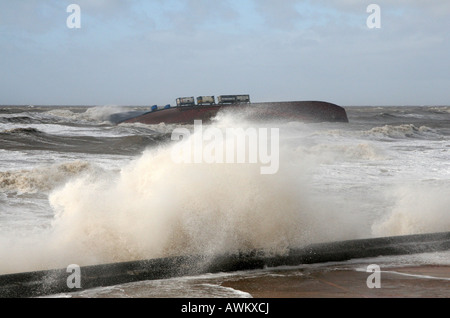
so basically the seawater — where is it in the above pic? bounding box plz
[0,105,449,297]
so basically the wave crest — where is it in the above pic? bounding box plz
[364,124,437,139]
[47,106,130,124]
[0,161,98,193]
[2,127,43,135]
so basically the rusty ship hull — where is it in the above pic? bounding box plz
[120,101,349,125]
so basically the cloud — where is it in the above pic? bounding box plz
[0,1,65,34]
[252,0,302,30]
[0,0,449,106]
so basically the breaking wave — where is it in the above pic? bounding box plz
[2,127,43,135]
[429,106,450,114]
[46,106,132,124]
[363,124,439,139]
[45,146,355,267]
[0,161,100,193]
[372,183,450,236]
[0,123,370,273]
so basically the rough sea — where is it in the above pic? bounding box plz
[0,104,449,298]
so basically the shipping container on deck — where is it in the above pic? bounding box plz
[176,97,195,107]
[236,95,250,103]
[197,96,215,105]
[217,95,250,104]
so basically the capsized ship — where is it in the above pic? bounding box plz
[113,95,349,125]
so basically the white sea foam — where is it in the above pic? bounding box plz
[372,182,450,236]
[47,273,253,298]
[0,161,99,193]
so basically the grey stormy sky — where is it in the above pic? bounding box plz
[0,0,449,106]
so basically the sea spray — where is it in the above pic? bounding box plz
[0,124,366,273]
[47,143,320,266]
[372,182,450,236]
